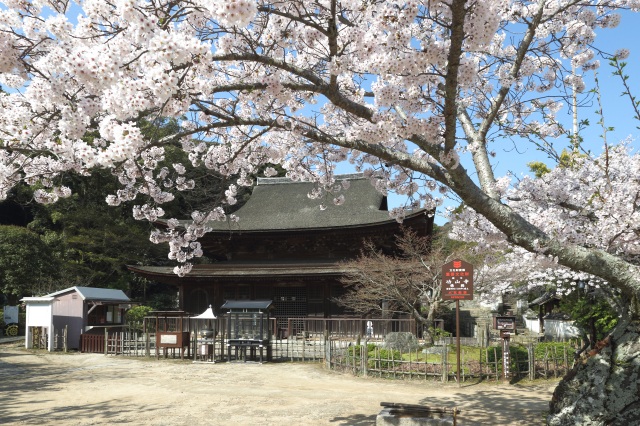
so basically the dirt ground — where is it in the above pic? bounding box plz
[0,341,557,425]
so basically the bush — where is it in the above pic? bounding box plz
[485,344,528,364]
[428,327,452,339]
[367,347,402,369]
[534,342,575,359]
[347,343,377,358]
[125,305,153,329]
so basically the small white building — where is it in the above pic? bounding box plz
[21,286,131,351]
[20,296,55,351]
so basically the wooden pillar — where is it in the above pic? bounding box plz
[323,282,331,317]
[213,283,223,314]
[178,285,185,310]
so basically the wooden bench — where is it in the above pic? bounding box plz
[377,402,459,426]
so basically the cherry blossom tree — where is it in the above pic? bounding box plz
[337,229,459,345]
[1,1,640,423]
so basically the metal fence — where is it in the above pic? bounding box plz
[80,317,416,359]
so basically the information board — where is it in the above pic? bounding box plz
[160,334,178,344]
[441,259,474,300]
[3,305,18,324]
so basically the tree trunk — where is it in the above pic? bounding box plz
[423,327,435,346]
[548,318,640,425]
[421,304,438,346]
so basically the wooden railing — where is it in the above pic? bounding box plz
[80,333,105,353]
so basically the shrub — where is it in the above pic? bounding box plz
[125,305,153,329]
[534,342,575,359]
[369,347,402,369]
[429,327,452,339]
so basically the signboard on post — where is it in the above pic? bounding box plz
[441,259,474,387]
[441,259,474,300]
[495,316,516,381]
[495,316,516,331]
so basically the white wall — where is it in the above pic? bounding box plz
[524,316,541,334]
[544,319,581,340]
[23,298,54,351]
[27,303,53,326]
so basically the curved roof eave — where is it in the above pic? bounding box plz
[156,208,430,236]
[204,208,429,234]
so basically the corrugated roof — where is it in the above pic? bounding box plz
[200,174,424,231]
[46,286,130,302]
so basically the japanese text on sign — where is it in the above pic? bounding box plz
[441,259,474,301]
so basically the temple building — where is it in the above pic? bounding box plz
[129,174,433,331]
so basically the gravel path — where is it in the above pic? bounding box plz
[0,342,557,425]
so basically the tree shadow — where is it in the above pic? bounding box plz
[328,385,549,425]
[329,413,377,425]
[415,387,549,425]
[0,347,167,424]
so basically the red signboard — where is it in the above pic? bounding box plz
[441,259,474,300]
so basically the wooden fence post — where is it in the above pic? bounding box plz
[362,344,368,377]
[442,344,448,382]
[104,328,108,356]
[544,346,549,378]
[325,331,331,369]
[528,343,535,380]
[392,349,396,379]
[63,325,68,353]
[493,347,499,382]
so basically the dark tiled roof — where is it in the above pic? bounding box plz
[529,292,560,307]
[203,174,425,231]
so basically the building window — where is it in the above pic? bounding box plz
[88,305,123,326]
[106,306,122,324]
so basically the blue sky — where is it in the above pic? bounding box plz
[382,9,640,225]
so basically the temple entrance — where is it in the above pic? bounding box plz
[273,286,307,337]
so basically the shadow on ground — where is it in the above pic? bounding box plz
[330,413,378,425]
[328,382,550,426]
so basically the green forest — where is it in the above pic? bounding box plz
[0,120,257,308]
